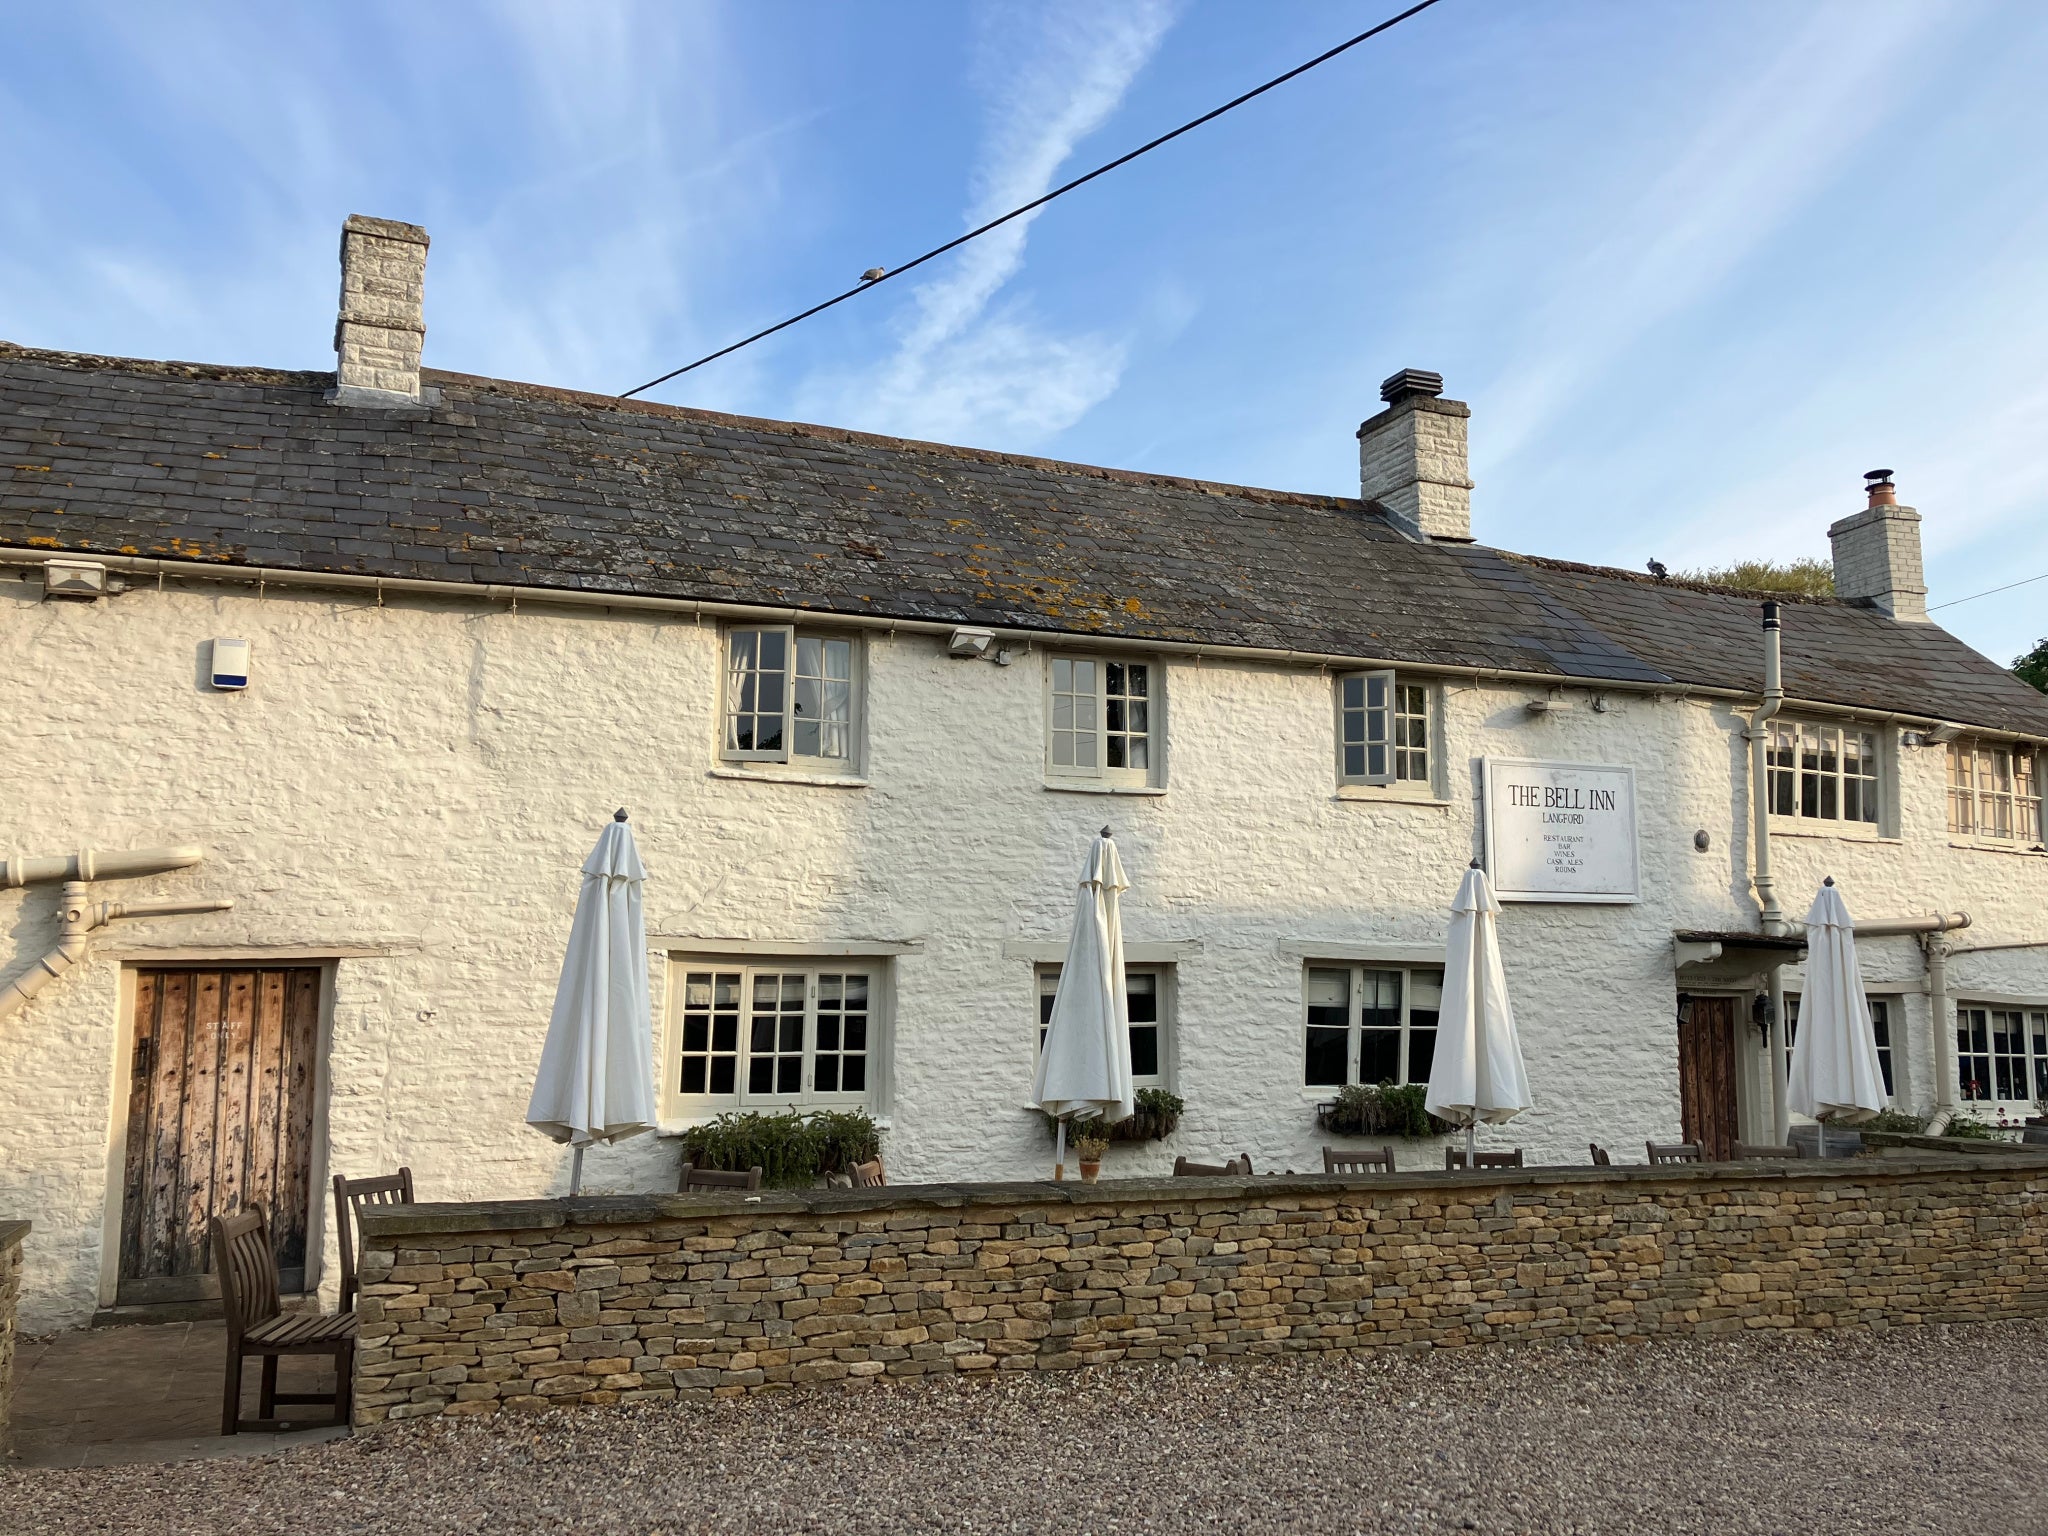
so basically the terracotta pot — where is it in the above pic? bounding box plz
[1078,1160,1101,1184]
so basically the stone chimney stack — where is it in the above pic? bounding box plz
[1829,470,1928,621]
[331,214,430,406]
[1356,369,1473,542]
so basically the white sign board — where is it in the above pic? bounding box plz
[1482,757,1639,904]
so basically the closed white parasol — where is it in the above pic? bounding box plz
[1032,828,1135,1180]
[526,810,658,1193]
[1788,877,1889,1155]
[1425,860,1533,1166]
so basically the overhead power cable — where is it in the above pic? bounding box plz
[1927,570,2048,611]
[620,0,1447,399]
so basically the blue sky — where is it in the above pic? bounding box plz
[4,1,2044,666]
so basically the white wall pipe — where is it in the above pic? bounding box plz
[1853,912,1971,937]
[3,845,204,888]
[1747,602,1787,933]
[1925,935,1955,1121]
[0,853,232,1023]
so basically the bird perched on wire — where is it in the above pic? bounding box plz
[859,267,887,283]
[1647,559,1668,581]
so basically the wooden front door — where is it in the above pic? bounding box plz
[118,967,322,1305]
[1677,994,1740,1160]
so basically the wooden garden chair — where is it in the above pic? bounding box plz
[1589,1143,1612,1166]
[332,1167,414,1312]
[1323,1145,1396,1174]
[849,1157,887,1187]
[1732,1142,1800,1160]
[1173,1154,1252,1176]
[211,1205,355,1435]
[1646,1141,1704,1164]
[1445,1148,1524,1170]
[679,1162,763,1192]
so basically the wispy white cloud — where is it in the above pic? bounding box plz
[796,0,1178,446]
[1477,4,1946,472]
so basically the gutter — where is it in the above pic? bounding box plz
[0,846,233,1021]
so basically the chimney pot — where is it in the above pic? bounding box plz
[1830,471,1927,622]
[1357,369,1472,543]
[331,214,431,406]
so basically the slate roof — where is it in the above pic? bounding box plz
[5,341,2046,737]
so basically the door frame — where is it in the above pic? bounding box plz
[97,958,338,1309]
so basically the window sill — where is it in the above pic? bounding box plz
[1334,785,1451,808]
[1767,819,1895,843]
[710,766,868,789]
[1947,839,2048,857]
[1041,780,1167,797]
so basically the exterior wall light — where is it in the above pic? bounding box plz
[1675,992,1695,1026]
[947,627,994,659]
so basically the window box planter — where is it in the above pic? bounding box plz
[1039,1089,1183,1144]
[1316,1082,1453,1139]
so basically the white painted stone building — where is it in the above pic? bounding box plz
[3,218,2045,1332]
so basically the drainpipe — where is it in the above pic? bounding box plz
[0,846,232,1022]
[1850,911,1970,1131]
[1747,601,1786,934]
[1748,601,1791,1139]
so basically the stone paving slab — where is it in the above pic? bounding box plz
[7,1319,347,1468]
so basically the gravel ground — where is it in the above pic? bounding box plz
[6,1320,2043,1536]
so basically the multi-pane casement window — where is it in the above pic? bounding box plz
[1947,740,2043,843]
[1766,720,1881,827]
[1046,656,1158,787]
[1785,995,1895,1097]
[1036,965,1167,1086]
[1956,1004,2048,1106]
[1303,965,1443,1088]
[672,965,874,1105]
[1336,672,1430,788]
[722,627,860,772]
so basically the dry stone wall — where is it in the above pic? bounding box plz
[0,1221,27,1451]
[352,1158,2048,1424]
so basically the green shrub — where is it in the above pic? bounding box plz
[1319,1082,1450,1139]
[1861,1109,1928,1134]
[1942,1111,1999,1141]
[678,1108,882,1188]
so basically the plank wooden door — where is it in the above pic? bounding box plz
[117,967,322,1305]
[1677,994,1740,1161]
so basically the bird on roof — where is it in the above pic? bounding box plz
[860,267,887,283]
[1647,559,1668,581]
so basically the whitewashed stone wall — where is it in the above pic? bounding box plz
[2,576,2044,1331]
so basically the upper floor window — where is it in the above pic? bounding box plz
[723,627,859,773]
[1956,1003,2048,1106]
[1766,720,1879,826]
[1337,671,1430,787]
[670,963,877,1108]
[1046,656,1158,788]
[1948,740,2042,844]
[1036,964,1169,1086]
[1304,964,1442,1088]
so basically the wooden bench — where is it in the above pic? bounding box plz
[211,1205,355,1434]
[1445,1148,1523,1170]
[1646,1141,1703,1164]
[678,1162,763,1192]
[1732,1142,1801,1160]
[1174,1154,1252,1176]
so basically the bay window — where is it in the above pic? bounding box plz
[1304,964,1442,1088]
[670,963,878,1107]
[722,627,860,773]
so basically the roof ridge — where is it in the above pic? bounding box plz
[1496,548,1847,606]
[0,338,1372,516]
